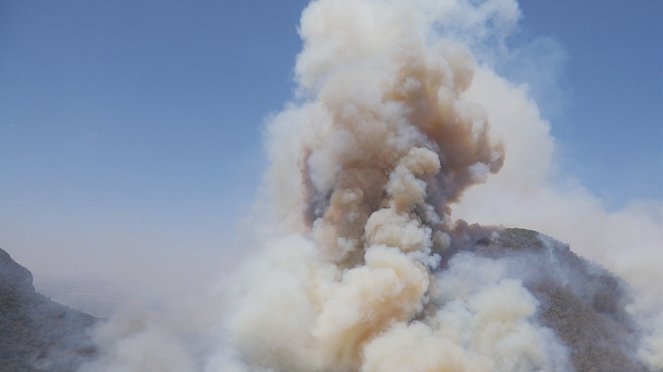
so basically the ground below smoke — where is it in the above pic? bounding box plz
[0,227,654,371]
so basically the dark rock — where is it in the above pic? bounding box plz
[0,248,98,372]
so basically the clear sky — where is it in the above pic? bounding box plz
[1,1,661,307]
[516,0,663,205]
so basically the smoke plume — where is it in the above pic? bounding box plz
[79,0,663,371]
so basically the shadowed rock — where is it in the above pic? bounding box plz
[0,248,98,372]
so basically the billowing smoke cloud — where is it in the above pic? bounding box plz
[453,65,663,369]
[78,0,663,371]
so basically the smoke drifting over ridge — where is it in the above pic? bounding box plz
[79,0,663,371]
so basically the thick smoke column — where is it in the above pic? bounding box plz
[295,5,505,264]
[269,0,505,240]
[221,0,566,371]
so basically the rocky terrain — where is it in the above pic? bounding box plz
[471,228,648,372]
[0,248,97,372]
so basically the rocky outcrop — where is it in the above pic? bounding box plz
[473,228,648,372]
[0,249,97,372]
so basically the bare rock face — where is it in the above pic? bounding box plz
[0,249,97,372]
[473,228,649,372]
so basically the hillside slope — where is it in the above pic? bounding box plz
[469,228,648,371]
[0,249,97,372]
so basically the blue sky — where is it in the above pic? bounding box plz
[0,1,661,292]
[516,0,663,205]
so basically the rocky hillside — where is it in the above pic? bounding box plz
[471,228,649,372]
[0,249,97,372]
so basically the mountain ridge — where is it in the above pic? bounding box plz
[470,228,648,371]
[0,248,98,372]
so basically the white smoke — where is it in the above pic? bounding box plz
[79,0,663,371]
